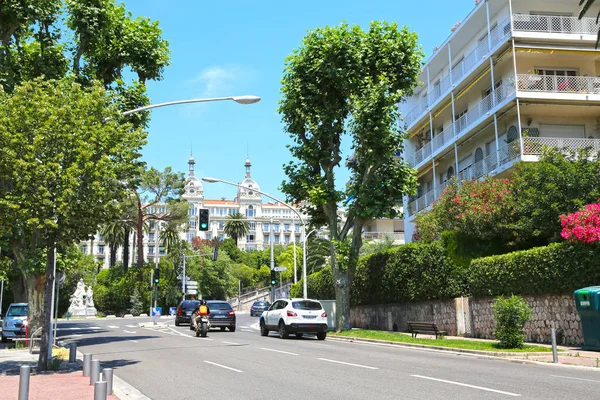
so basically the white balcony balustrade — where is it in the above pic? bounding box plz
[522,137,600,156]
[517,74,600,95]
[410,142,432,167]
[404,96,429,126]
[513,14,600,36]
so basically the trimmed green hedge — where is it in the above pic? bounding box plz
[292,242,460,305]
[467,242,600,297]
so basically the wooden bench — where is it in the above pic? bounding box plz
[407,321,446,339]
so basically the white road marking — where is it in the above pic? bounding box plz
[125,325,137,328]
[203,361,243,373]
[107,325,119,329]
[89,326,101,330]
[222,341,241,345]
[166,326,195,338]
[551,375,600,383]
[129,339,139,343]
[69,327,81,330]
[411,375,521,397]
[261,347,299,356]
[123,330,136,334]
[318,358,378,370]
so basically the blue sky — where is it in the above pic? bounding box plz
[123,0,475,201]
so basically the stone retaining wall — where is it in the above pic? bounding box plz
[350,299,458,336]
[350,294,582,346]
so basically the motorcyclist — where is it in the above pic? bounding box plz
[192,299,210,330]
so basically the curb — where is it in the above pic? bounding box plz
[329,336,600,371]
[328,335,568,357]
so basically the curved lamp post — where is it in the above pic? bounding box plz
[121,95,261,116]
[202,177,308,299]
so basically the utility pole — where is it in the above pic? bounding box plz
[270,217,275,303]
[182,254,187,302]
[154,222,159,309]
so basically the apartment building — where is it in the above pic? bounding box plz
[400,0,600,241]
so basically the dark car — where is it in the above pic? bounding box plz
[206,300,236,332]
[250,300,270,317]
[175,300,200,326]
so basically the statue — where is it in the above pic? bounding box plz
[68,278,97,317]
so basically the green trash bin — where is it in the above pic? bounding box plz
[574,287,600,351]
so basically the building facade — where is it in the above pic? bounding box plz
[401,0,600,241]
[85,156,306,268]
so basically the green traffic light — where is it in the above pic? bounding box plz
[201,223,208,229]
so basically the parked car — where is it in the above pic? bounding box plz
[250,300,270,317]
[1,303,29,343]
[259,299,327,340]
[175,300,200,326]
[205,301,236,332]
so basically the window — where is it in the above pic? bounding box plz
[249,222,256,231]
[246,205,255,217]
[149,232,155,241]
[189,206,196,216]
[292,301,322,311]
[284,224,290,232]
[218,222,224,230]
[295,224,300,233]
[246,234,255,243]
[189,218,196,229]
[7,305,28,316]
[186,232,196,242]
[284,236,290,244]
[81,245,87,254]
[205,233,212,240]
[218,234,224,241]
[446,166,455,181]
[263,223,270,232]
[455,108,468,133]
[149,221,156,230]
[159,247,166,256]
[148,246,155,254]
[274,223,280,232]
[98,245,105,255]
[507,126,518,143]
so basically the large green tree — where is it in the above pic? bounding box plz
[279,22,422,330]
[223,213,250,245]
[0,77,146,369]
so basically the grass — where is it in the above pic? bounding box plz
[333,330,554,353]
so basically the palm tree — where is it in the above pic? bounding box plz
[224,213,250,245]
[159,221,182,253]
[101,221,126,268]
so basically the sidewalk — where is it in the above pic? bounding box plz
[0,346,120,399]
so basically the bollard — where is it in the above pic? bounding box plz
[102,368,114,395]
[94,380,108,400]
[83,353,92,376]
[18,365,31,400]
[90,359,100,385]
[551,327,559,364]
[69,343,77,363]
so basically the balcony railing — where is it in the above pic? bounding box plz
[513,14,600,36]
[453,79,515,137]
[362,232,405,242]
[523,137,600,156]
[517,74,600,95]
[402,18,511,129]
[411,141,432,167]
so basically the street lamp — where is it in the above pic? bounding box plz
[202,177,309,299]
[121,95,261,116]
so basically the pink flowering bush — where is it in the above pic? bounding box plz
[560,201,600,243]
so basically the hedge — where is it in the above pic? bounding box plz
[467,242,600,297]
[292,242,460,305]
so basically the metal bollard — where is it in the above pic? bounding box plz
[551,327,559,364]
[102,368,114,395]
[18,365,31,400]
[69,343,77,363]
[94,380,108,400]
[90,359,101,385]
[83,353,92,376]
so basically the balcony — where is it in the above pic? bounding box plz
[403,17,511,128]
[523,137,600,156]
[362,232,405,242]
[517,74,600,95]
[513,14,600,36]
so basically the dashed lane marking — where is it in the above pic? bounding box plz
[261,347,299,356]
[410,375,521,397]
[107,325,119,329]
[318,358,378,370]
[204,361,243,373]
[551,375,600,383]
[123,330,137,334]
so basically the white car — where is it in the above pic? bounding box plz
[259,298,328,340]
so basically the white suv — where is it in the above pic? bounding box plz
[260,298,328,340]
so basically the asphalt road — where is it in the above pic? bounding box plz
[57,314,600,400]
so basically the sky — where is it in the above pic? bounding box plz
[122,0,475,202]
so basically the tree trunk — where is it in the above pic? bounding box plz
[123,228,130,270]
[333,272,352,332]
[38,241,56,371]
[24,273,45,330]
[11,274,27,303]
[109,243,117,267]
[137,199,144,268]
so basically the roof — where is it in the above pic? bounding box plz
[203,200,238,205]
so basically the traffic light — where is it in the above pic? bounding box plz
[270,269,276,286]
[199,208,209,231]
[154,268,160,284]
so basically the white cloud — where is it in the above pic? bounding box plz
[191,65,248,98]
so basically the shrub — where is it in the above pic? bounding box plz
[467,242,600,297]
[560,201,600,243]
[493,295,532,349]
[129,288,144,316]
[290,267,335,300]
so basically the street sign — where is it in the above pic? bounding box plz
[186,281,198,286]
[169,307,176,316]
[274,266,287,272]
[151,307,162,316]
[177,275,191,281]
[187,289,197,295]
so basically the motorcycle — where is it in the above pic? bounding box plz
[195,314,210,338]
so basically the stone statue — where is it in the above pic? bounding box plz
[68,278,97,317]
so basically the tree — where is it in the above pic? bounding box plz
[579,0,600,47]
[160,221,183,253]
[0,77,146,369]
[131,166,187,268]
[223,213,250,245]
[279,22,422,330]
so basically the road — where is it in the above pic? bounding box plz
[56,314,600,399]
